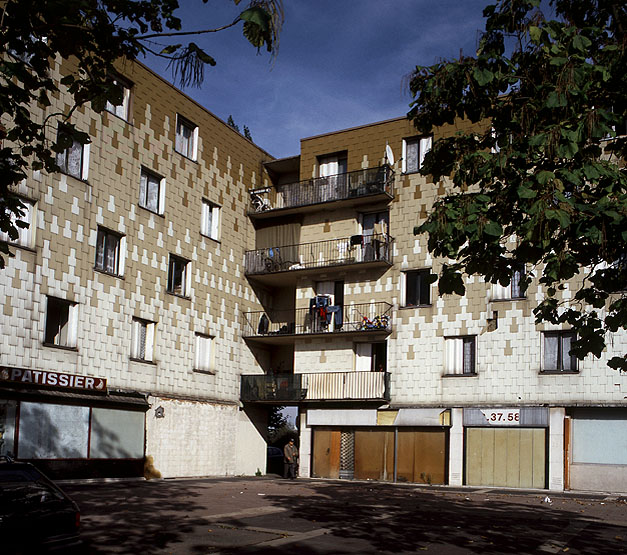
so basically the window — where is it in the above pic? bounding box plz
[445,336,476,375]
[402,136,432,173]
[194,333,214,373]
[175,115,198,160]
[131,318,155,362]
[105,75,132,121]
[167,254,190,297]
[0,199,35,248]
[543,331,577,372]
[404,269,433,306]
[201,200,220,240]
[139,168,164,214]
[95,227,124,276]
[56,127,89,180]
[492,264,526,300]
[44,297,78,348]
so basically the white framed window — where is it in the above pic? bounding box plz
[105,75,132,121]
[44,297,78,348]
[95,227,124,276]
[167,254,190,297]
[201,199,220,241]
[139,168,165,214]
[175,115,198,160]
[492,264,526,300]
[403,269,433,307]
[402,135,432,173]
[56,127,90,180]
[543,331,577,372]
[194,333,214,373]
[131,317,155,362]
[0,199,35,248]
[445,336,476,375]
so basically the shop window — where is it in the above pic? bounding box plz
[175,115,198,160]
[44,297,78,348]
[95,227,124,276]
[131,318,155,362]
[139,168,165,214]
[543,331,577,372]
[167,254,190,297]
[445,336,476,375]
[402,135,432,173]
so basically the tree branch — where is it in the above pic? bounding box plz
[136,20,240,40]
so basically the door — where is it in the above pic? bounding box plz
[312,429,341,478]
[318,154,347,201]
[396,428,448,484]
[354,428,394,481]
[361,211,389,261]
[465,428,546,488]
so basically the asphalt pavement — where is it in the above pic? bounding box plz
[56,476,627,554]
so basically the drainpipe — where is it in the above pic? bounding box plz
[393,426,398,483]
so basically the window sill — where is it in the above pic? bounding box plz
[402,170,422,175]
[166,291,191,301]
[193,368,216,375]
[400,304,432,310]
[130,357,156,365]
[442,372,478,378]
[0,240,36,253]
[490,297,527,302]
[94,268,124,279]
[539,370,579,375]
[42,343,78,352]
[200,232,221,244]
[174,150,198,163]
[137,204,165,218]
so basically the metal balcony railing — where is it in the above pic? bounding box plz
[245,234,392,275]
[249,165,393,213]
[242,301,392,338]
[240,371,390,402]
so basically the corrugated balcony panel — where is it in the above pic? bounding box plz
[303,372,389,401]
[244,234,392,275]
[242,302,392,339]
[249,165,393,214]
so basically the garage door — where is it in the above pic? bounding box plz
[466,428,546,489]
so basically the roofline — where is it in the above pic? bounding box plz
[300,115,409,143]
[130,59,275,159]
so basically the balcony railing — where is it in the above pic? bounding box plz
[249,165,393,213]
[245,234,392,275]
[241,371,390,402]
[242,301,392,338]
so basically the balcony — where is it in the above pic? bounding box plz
[245,234,392,280]
[249,165,394,220]
[242,301,392,344]
[240,371,390,403]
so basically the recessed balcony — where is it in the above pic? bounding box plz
[248,165,394,220]
[240,371,390,403]
[242,301,392,344]
[244,234,393,281]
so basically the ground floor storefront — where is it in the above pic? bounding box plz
[297,405,627,493]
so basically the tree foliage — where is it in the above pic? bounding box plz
[408,0,626,370]
[0,0,283,266]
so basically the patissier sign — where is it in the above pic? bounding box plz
[0,367,107,391]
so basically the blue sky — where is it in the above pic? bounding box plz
[144,0,490,158]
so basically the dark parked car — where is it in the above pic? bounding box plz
[0,456,81,553]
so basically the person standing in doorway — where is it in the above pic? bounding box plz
[283,438,298,479]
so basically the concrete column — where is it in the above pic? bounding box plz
[548,407,565,491]
[298,409,312,478]
[449,408,464,486]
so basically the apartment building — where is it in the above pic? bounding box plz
[0,59,273,479]
[1,56,625,491]
[242,117,627,493]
